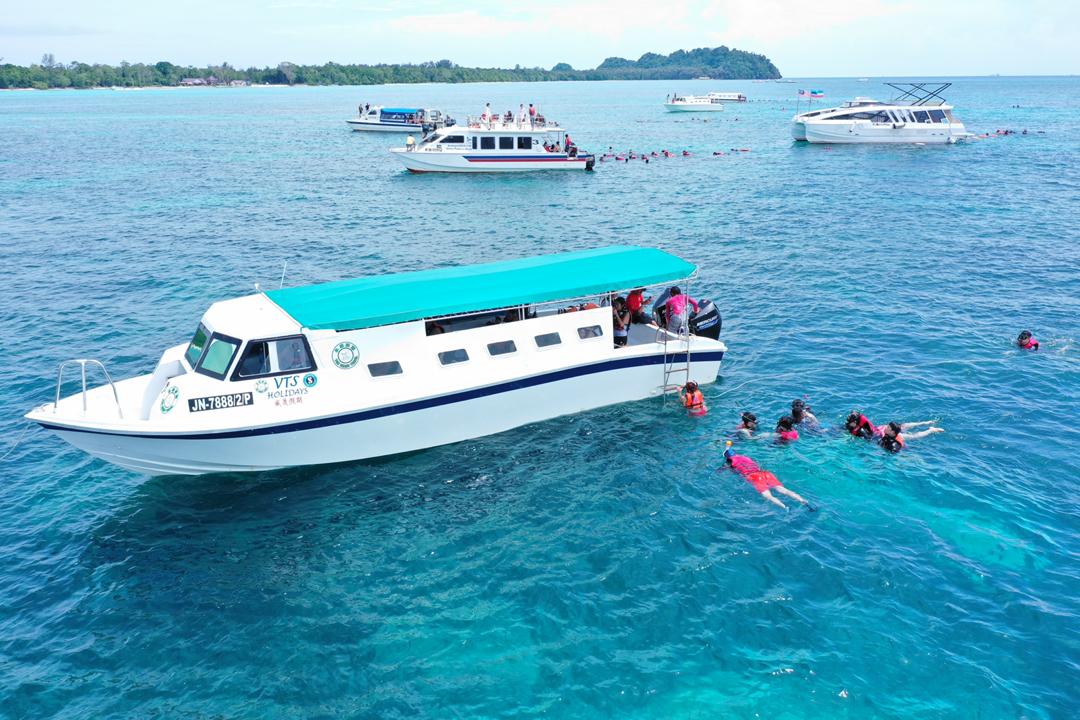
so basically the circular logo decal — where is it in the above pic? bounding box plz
[160,385,179,414]
[303,373,318,388]
[332,341,359,369]
[255,379,268,394]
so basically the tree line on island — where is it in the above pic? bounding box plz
[0,47,780,89]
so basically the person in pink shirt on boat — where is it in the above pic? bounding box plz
[662,286,699,333]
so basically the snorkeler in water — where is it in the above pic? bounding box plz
[1016,330,1039,350]
[775,415,799,442]
[845,413,943,452]
[735,411,758,438]
[723,442,815,511]
[790,399,820,430]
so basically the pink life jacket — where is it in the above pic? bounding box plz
[778,429,799,442]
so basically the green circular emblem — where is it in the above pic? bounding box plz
[160,385,179,414]
[331,341,359,370]
[303,373,318,388]
[255,379,268,394]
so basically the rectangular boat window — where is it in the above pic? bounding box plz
[196,335,240,380]
[913,110,931,123]
[517,136,532,149]
[480,136,496,150]
[471,137,477,150]
[929,109,947,123]
[498,136,514,150]
[535,332,562,348]
[185,323,210,367]
[368,361,403,377]
[577,325,604,340]
[487,340,517,356]
[438,349,469,365]
[232,335,315,379]
[443,135,465,144]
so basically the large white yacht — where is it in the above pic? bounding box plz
[346,106,453,133]
[27,247,725,476]
[390,116,594,172]
[791,83,969,144]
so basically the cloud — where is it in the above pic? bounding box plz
[386,11,532,37]
[0,23,102,37]
[702,0,909,44]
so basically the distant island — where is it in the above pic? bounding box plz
[0,47,780,90]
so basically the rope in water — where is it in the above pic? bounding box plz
[0,422,33,462]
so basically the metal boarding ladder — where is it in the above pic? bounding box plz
[54,359,124,419]
[659,323,693,398]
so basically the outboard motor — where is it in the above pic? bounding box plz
[689,299,722,340]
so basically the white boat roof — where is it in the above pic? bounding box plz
[202,293,300,338]
[446,123,565,134]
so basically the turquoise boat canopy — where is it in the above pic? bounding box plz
[267,246,696,331]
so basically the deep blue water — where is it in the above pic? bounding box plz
[1,77,1078,719]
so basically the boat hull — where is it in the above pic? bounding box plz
[664,103,725,112]
[35,350,723,475]
[791,121,807,141]
[346,120,423,132]
[392,149,595,173]
[802,121,967,144]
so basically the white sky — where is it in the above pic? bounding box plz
[1,0,1077,76]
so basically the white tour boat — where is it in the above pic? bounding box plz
[389,116,594,173]
[346,106,454,133]
[663,94,727,112]
[791,83,969,144]
[28,247,726,476]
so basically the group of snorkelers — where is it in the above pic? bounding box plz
[599,148,693,163]
[728,399,944,453]
[678,329,1040,511]
[694,396,945,512]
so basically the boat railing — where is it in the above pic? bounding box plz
[54,359,123,419]
[466,116,556,130]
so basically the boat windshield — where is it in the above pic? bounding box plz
[185,323,210,366]
[196,334,241,380]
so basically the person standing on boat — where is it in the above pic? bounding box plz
[481,102,492,126]
[405,135,416,151]
[626,288,650,324]
[518,103,527,127]
[663,287,699,333]
[612,297,630,347]
[528,103,536,127]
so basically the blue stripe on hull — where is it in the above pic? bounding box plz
[38,350,724,440]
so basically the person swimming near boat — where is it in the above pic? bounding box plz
[723,442,814,511]
[845,412,943,451]
[735,412,758,438]
[680,381,707,416]
[790,399,820,430]
[1017,330,1039,350]
[775,416,799,442]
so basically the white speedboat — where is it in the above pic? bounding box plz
[791,83,969,144]
[390,116,594,173]
[346,106,453,133]
[27,247,726,476]
[663,94,727,112]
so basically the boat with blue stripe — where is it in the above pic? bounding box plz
[391,114,594,173]
[347,105,454,133]
[27,247,725,476]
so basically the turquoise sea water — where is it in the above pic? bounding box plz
[1,77,1078,718]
